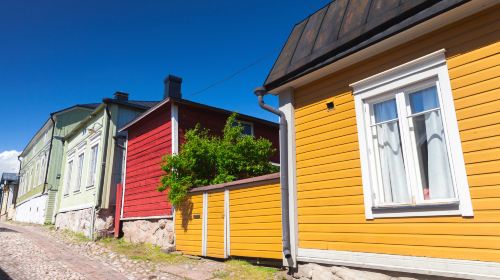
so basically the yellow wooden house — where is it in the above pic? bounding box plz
[256,0,500,278]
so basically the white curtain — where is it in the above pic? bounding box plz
[374,99,410,204]
[425,110,454,199]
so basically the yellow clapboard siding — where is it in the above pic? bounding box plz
[296,124,357,147]
[297,168,360,184]
[296,113,356,141]
[454,88,500,110]
[230,193,281,206]
[298,195,363,207]
[230,229,282,237]
[452,76,500,100]
[231,243,282,252]
[231,222,282,231]
[230,250,283,260]
[468,173,500,187]
[293,9,500,261]
[230,215,282,224]
[462,135,500,153]
[207,191,224,258]
[448,53,500,80]
[298,186,364,199]
[175,194,203,256]
[230,201,282,212]
[451,65,500,90]
[296,134,359,155]
[299,223,500,236]
[457,111,500,131]
[231,236,282,244]
[447,41,500,68]
[297,149,359,169]
[455,99,500,120]
[297,177,363,192]
[460,123,500,142]
[299,232,500,250]
[465,160,500,175]
[298,205,365,215]
[470,186,500,199]
[464,148,500,163]
[298,210,500,224]
[229,207,282,218]
[229,183,282,260]
[295,104,355,133]
[297,159,360,177]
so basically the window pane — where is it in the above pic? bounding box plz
[242,123,253,136]
[374,121,410,204]
[409,86,439,114]
[374,99,397,123]
[411,110,454,200]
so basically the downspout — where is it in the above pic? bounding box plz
[91,104,111,240]
[113,133,127,219]
[42,114,56,194]
[254,86,292,260]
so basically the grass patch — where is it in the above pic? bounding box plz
[213,259,280,280]
[43,224,56,231]
[98,237,191,264]
[60,229,91,243]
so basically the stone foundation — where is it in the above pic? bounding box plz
[122,218,175,251]
[55,207,114,238]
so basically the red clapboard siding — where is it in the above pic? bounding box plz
[122,104,173,218]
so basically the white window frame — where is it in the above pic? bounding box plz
[64,156,74,196]
[75,151,85,193]
[350,49,473,219]
[87,141,99,188]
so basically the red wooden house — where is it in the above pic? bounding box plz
[115,75,279,247]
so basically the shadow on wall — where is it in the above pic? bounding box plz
[0,267,13,280]
[179,198,194,231]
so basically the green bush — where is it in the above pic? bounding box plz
[159,113,278,207]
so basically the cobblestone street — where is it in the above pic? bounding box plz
[0,222,182,280]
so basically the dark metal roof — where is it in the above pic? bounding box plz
[264,0,469,90]
[102,98,159,110]
[1,173,19,183]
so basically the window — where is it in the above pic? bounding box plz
[38,156,46,185]
[88,144,99,187]
[75,153,84,192]
[351,50,473,219]
[233,121,254,136]
[64,160,73,195]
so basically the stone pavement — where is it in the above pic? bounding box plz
[0,222,180,280]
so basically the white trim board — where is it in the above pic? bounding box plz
[120,215,173,221]
[171,103,179,155]
[298,248,500,280]
[279,88,298,268]
[57,203,94,214]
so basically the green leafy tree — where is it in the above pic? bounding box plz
[159,113,278,207]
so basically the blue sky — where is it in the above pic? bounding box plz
[0,0,330,155]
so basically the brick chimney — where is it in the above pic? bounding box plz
[164,75,182,99]
[114,91,129,101]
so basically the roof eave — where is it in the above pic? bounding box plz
[266,0,495,93]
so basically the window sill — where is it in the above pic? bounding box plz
[73,190,81,194]
[370,201,462,219]
[86,185,95,190]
